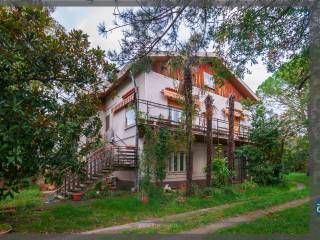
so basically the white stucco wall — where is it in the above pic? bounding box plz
[141,71,251,127]
[99,69,253,185]
[102,73,147,146]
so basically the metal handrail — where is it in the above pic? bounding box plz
[49,145,138,199]
[137,99,251,138]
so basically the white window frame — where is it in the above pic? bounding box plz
[203,72,215,89]
[169,152,186,173]
[169,108,182,123]
[125,108,136,127]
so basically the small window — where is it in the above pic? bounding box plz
[169,152,186,173]
[125,108,135,127]
[204,72,215,89]
[169,108,182,123]
[105,115,110,132]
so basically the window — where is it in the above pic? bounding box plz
[105,115,110,132]
[169,152,186,172]
[204,72,215,89]
[169,108,182,123]
[125,108,135,127]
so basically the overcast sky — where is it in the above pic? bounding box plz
[52,7,272,93]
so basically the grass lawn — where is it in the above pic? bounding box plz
[0,173,308,233]
[124,186,308,234]
[216,202,310,235]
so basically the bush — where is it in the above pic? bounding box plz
[223,185,239,197]
[200,187,214,198]
[236,104,284,186]
[212,157,231,187]
[191,184,214,198]
[239,180,257,191]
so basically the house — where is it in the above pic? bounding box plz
[95,52,258,190]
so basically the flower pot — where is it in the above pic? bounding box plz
[140,195,149,204]
[0,224,12,235]
[72,192,83,201]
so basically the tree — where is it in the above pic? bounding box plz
[205,95,213,186]
[99,1,316,192]
[257,49,309,135]
[0,6,116,199]
[236,104,283,185]
[227,94,235,182]
[100,2,310,77]
[257,50,310,173]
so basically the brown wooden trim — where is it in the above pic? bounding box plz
[112,94,135,113]
[122,88,135,99]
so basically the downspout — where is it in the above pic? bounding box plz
[130,70,140,191]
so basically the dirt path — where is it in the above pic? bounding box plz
[81,183,307,235]
[180,197,309,235]
[81,201,242,234]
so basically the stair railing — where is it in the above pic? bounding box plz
[50,145,138,198]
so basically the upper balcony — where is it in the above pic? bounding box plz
[137,99,250,143]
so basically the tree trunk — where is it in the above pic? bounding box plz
[227,95,235,183]
[183,61,193,196]
[205,95,213,187]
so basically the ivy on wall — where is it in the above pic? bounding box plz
[137,112,186,196]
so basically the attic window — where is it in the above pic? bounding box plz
[204,72,215,89]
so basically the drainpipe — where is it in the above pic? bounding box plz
[130,70,140,191]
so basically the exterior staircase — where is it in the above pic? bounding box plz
[50,145,138,199]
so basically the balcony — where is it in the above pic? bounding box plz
[137,99,250,143]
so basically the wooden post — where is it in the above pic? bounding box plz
[205,95,213,187]
[227,95,235,183]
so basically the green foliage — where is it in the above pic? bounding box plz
[0,7,116,199]
[0,173,307,233]
[257,49,309,135]
[283,136,309,173]
[0,223,11,232]
[139,119,185,198]
[211,145,231,187]
[256,51,309,175]
[0,185,41,211]
[239,180,257,191]
[236,104,284,185]
[102,3,309,79]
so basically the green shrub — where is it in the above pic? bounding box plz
[83,190,98,200]
[94,181,103,191]
[239,180,257,191]
[212,157,231,187]
[223,185,239,197]
[200,187,215,198]
[0,223,12,232]
[236,104,284,186]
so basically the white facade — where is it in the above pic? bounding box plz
[100,64,255,188]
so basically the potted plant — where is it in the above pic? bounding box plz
[72,192,84,201]
[0,224,12,235]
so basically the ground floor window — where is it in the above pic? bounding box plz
[169,152,186,172]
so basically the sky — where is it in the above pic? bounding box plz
[52,7,272,93]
